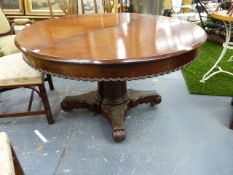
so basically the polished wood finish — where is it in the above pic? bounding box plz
[15,13,206,81]
[15,13,206,142]
[38,83,54,124]
[61,81,161,142]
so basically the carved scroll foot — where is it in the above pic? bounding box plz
[102,103,128,142]
[61,91,98,112]
[128,89,161,108]
[113,130,125,142]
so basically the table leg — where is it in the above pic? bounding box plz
[101,103,128,142]
[61,91,98,112]
[61,81,161,142]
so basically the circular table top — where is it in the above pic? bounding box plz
[211,10,233,22]
[15,13,206,81]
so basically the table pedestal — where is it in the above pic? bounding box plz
[61,81,161,142]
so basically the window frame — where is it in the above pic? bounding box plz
[1,0,119,16]
[1,0,24,15]
[24,0,64,16]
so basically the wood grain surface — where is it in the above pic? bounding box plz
[15,13,207,81]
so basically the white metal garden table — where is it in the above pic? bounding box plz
[201,10,233,82]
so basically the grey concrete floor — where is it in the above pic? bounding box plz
[0,71,233,175]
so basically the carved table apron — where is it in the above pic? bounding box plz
[15,13,207,142]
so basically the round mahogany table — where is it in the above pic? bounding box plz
[15,13,206,142]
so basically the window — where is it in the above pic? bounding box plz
[24,0,64,15]
[0,0,24,15]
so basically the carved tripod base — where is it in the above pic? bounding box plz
[61,81,161,142]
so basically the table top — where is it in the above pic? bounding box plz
[211,10,233,22]
[15,13,206,81]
